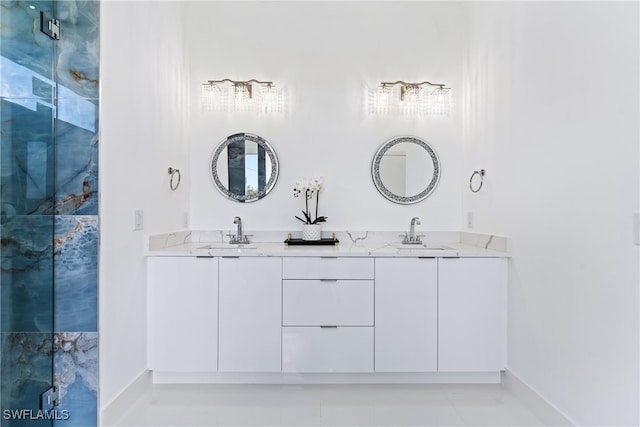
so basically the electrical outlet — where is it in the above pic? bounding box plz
[134,210,144,231]
[466,211,474,229]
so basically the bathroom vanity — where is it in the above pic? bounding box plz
[145,231,508,384]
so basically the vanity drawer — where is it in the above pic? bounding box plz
[282,257,374,280]
[282,326,374,372]
[282,280,374,326]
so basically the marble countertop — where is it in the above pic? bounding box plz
[144,230,510,258]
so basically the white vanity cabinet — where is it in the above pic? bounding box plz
[374,257,438,372]
[147,256,219,372]
[218,256,282,372]
[438,258,508,372]
[146,240,509,381]
[282,257,375,372]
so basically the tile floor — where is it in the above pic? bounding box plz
[110,383,548,426]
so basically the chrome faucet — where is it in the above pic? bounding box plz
[229,216,250,244]
[402,217,423,244]
[234,216,242,239]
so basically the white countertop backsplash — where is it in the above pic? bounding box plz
[145,230,509,258]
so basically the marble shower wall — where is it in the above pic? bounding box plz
[1,1,99,426]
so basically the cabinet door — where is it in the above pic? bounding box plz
[218,257,282,372]
[148,257,218,372]
[375,257,438,372]
[438,258,507,372]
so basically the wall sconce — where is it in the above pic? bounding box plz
[201,79,285,114]
[368,80,451,117]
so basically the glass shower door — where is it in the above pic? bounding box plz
[1,1,56,425]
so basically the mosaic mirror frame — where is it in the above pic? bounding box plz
[371,135,441,204]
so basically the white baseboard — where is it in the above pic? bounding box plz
[502,370,576,426]
[152,371,501,384]
[100,370,152,426]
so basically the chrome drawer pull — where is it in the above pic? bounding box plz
[320,325,338,328]
[320,279,338,282]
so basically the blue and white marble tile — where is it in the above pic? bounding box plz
[0,332,53,427]
[1,216,54,333]
[54,114,99,216]
[55,0,100,100]
[53,216,98,332]
[53,332,97,427]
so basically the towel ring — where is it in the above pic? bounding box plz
[168,167,181,191]
[469,169,485,193]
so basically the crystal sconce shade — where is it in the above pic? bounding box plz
[368,80,451,117]
[202,79,285,114]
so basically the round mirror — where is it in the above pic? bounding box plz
[210,133,279,202]
[371,135,441,204]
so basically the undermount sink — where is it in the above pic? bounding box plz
[197,243,257,250]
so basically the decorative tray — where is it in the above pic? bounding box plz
[284,237,339,246]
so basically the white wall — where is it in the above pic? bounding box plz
[463,2,639,425]
[184,2,465,233]
[99,0,190,411]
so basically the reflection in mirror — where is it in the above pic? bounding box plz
[372,136,440,204]
[210,133,279,202]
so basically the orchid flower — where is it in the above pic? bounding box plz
[293,176,327,224]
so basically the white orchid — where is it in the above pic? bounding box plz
[293,176,327,224]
